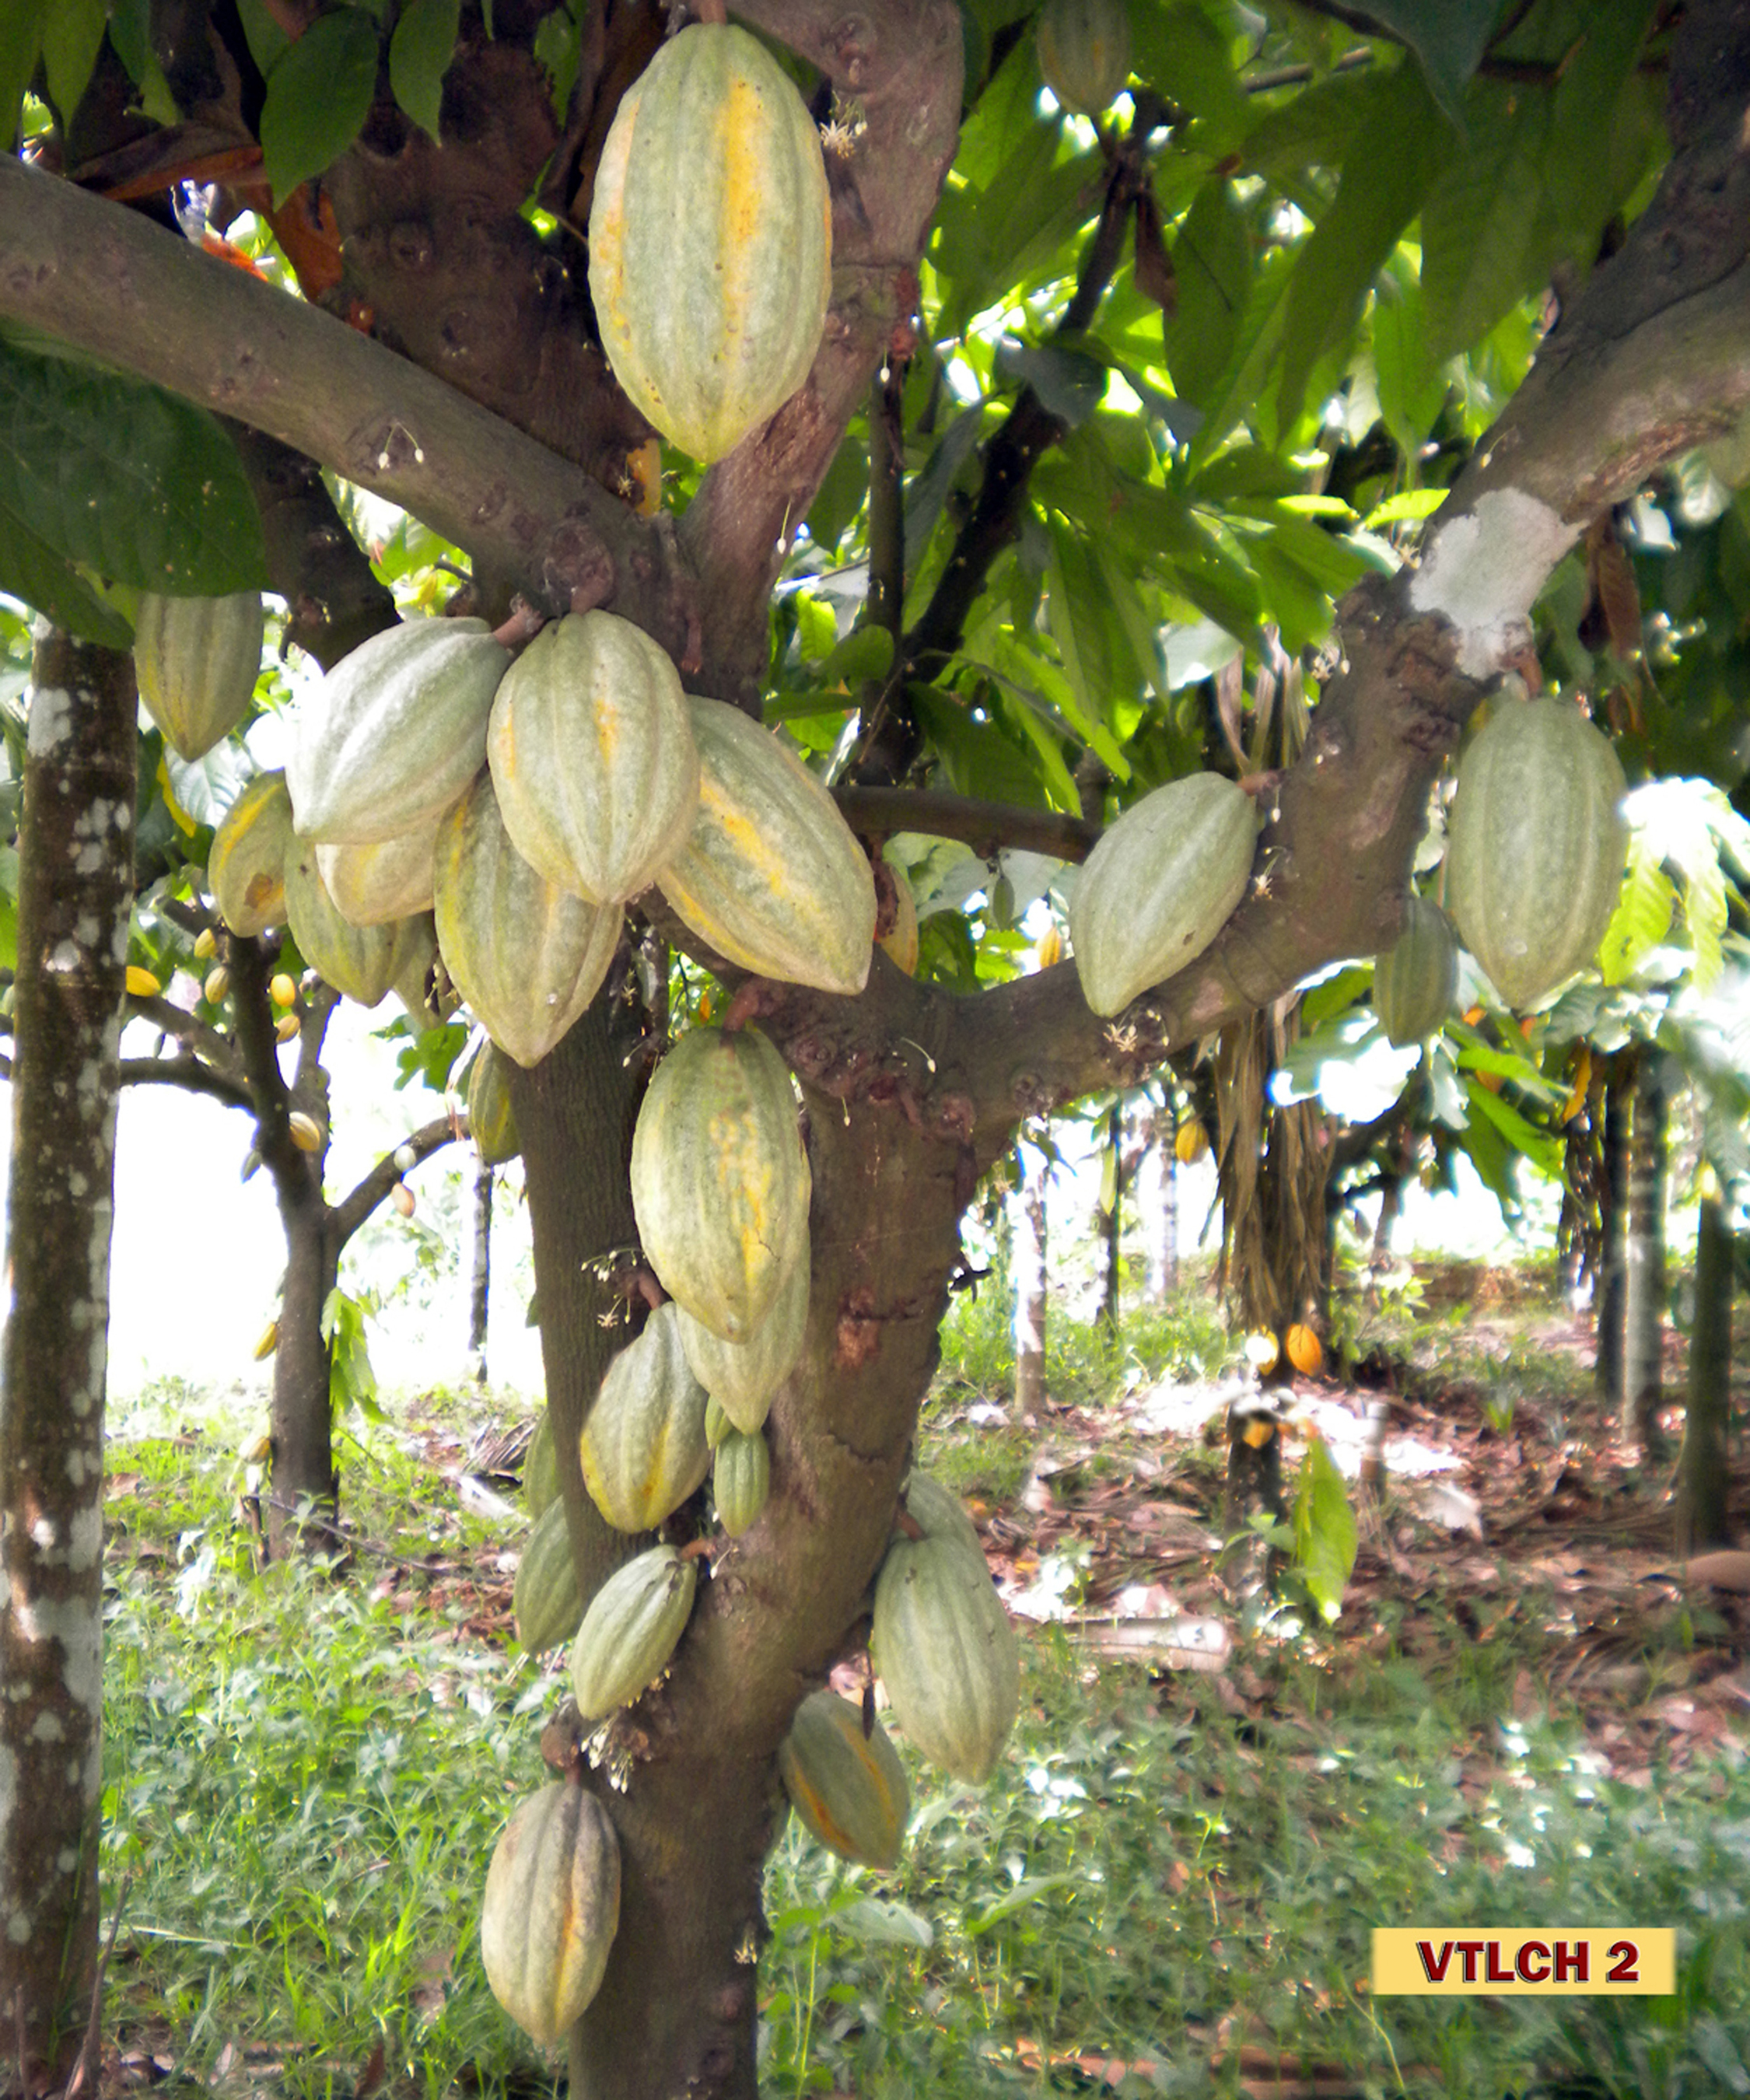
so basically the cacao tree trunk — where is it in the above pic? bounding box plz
[1622,1051,1669,1461]
[523,1002,967,2098]
[1145,1094,1178,1302]
[0,630,136,2084]
[1013,1123,1048,1416]
[1594,1048,1632,1407]
[1097,1101,1122,1335]
[1675,1195,1733,1556]
[268,1180,341,1556]
[467,1150,492,1384]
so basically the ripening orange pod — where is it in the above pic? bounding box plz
[1175,1118,1210,1165]
[1284,1323,1324,1377]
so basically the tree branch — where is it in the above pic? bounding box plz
[330,1114,464,1248]
[674,0,965,710]
[834,786,1099,861]
[117,1056,255,1112]
[126,991,243,1079]
[0,159,694,656]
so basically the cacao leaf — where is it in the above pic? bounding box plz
[1273,62,1449,434]
[259,9,380,205]
[0,340,266,593]
[390,0,460,143]
[0,2,45,152]
[1346,0,1499,128]
[0,501,133,647]
[40,0,105,120]
[1291,1431,1356,1622]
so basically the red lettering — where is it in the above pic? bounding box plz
[1517,1940,1550,1983]
[1486,1941,1514,1983]
[1607,1941,1639,1983]
[1456,1941,1485,1983]
[1554,1941,1589,1983]
[1417,1941,1454,1983]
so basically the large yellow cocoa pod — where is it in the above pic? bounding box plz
[579,1305,711,1534]
[871,1533,1018,1784]
[467,1041,521,1166]
[587,23,831,464]
[629,1027,810,1343]
[1445,694,1628,1010]
[569,1543,697,1720]
[479,1778,620,2045]
[486,611,700,904]
[674,1248,808,1435]
[1070,774,1258,1016]
[657,697,876,996]
[1035,0,1131,114]
[317,814,440,929]
[286,616,510,845]
[779,1689,911,1869]
[135,592,265,761]
[284,842,424,1007]
[210,771,294,936]
[433,770,621,1068]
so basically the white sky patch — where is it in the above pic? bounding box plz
[1409,488,1578,677]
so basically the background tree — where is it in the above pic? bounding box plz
[3,1,1750,2092]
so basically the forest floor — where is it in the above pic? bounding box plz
[92,1258,1750,2100]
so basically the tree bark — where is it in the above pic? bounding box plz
[1144,1097,1179,1303]
[1097,1101,1122,1335]
[1594,1048,1632,1406]
[1676,1195,1734,1556]
[1013,1125,1048,1416]
[556,1064,966,2099]
[0,630,136,2084]
[467,1153,492,1385]
[268,1180,341,1556]
[1622,1051,1669,1460]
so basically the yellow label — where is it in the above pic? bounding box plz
[1372,1930,1674,1996]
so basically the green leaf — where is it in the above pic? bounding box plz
[39,0,104,117]
[1419,84,1555,362]
[1273,61,1450,434]
[1597,836,1675,986]
[389,0,460,143]
[0,501,135,647]
[1350,0,1501,128]
[1163,178,1251,411]
[233,0,290,76]
[1129,2,1250,146]
[833,1898,933,1950]
[1461,1072,1564,1180]
[996,341,1107,427]
[1291,1433,1357,1622]
[0,341,266,593]
[1044,519,1138,777]
[815,624,894,688]
[0,0,45,150]
[259,8,380,205]
[321,1286,382,1423]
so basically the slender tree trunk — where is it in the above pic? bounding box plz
[1146,1096,1178,1302]
[467,1153,492,1384]
[513,979,968,2098]
[1097,1101,1122,1335]
[1013,1125,1048,1415]
[1676,1195,1733,1555]
[1594,1048,1633,1407]
[0,631,135,2084]
[1622,1052,1668,1460]
[268,1184,341,1555]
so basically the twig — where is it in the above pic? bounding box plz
[64,1871,131,2100]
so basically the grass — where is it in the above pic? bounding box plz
[94,1285,1750,2100]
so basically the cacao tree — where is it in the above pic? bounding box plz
[5,0,1750,2092]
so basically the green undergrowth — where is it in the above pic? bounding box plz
[98,1319,1750,2100]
